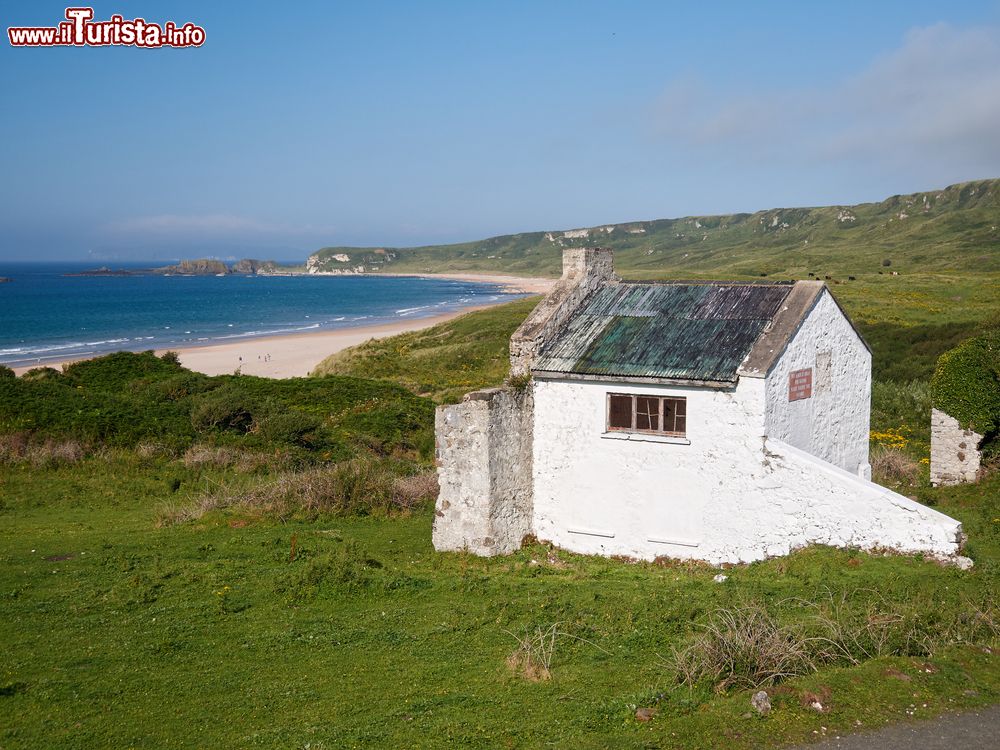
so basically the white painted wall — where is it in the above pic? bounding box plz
[532,377,961,564]
[532,376,767,562]
[763,290,871,477]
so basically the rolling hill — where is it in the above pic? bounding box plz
[308,178,999,278]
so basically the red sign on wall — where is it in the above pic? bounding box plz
[788,368,813,401]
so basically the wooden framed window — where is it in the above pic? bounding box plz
[606,393,687,437]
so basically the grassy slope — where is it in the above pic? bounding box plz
[311,297,541,402]
[1,455,997,749]
[312,179,1000,386]
[311,179,1000,277]
[310,289,991,397]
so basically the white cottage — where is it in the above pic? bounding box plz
[433,248,964,564]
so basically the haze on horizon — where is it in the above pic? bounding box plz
[1,0,999,262]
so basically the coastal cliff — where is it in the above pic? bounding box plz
[155,259,231,275]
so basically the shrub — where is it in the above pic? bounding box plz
[21,367,61,381]
[256,411,322,447]
[882,258,892,267]
[190,389,257,434]
[931,329,1000,437]
[142,373,215,401]
[62,350,183,389]
[0,365,14,379]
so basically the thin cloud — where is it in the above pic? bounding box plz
[104,214,338,239]
[107,214,282,236]
[650,24,1000,174]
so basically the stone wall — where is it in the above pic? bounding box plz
[432,386,534,555]
[509,247,616,378]
[930,408,983,486]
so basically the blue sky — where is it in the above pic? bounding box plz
[2,1,999,261]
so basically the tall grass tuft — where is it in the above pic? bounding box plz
[670,604,816,691]
[0,433,87,467]
[157,456,438,525]
[870,446,919,486]
[669,593,999,691]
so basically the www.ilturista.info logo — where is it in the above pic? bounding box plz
[8,7,205,48]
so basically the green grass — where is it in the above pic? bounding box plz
[311,179,1000,277]
[311,296,542,403]
[4,180,1000,746]
[311,178,1000,383]
[1,453,997,749]
[0,351,434,461]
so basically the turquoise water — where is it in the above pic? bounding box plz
[0,263,519,368]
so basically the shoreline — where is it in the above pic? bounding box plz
[364,271,555,295]
[300,270,555,295]
[8,273,553,379]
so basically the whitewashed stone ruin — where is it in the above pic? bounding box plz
[433,248,964,564]
[930,408,983,486]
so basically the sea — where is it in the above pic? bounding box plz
[0,262,520,369]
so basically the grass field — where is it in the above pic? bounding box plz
[1,452,997,749]
[3,189,1000,747]
[2,316,998,748]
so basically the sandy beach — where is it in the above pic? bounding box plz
[376,271,554,295]
[10,273,554,379]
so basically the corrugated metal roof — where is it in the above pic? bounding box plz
[534,282,793,382]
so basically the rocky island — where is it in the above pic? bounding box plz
[65,259,288,277]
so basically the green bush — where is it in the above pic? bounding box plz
[0,365,14,379]
[256,411,322,446]
[190,387,258,434]
[0,352,433,462]
[931,329,1000,437]
[21,366,62,381]
[62,350,184,389]
[141,372,216,402]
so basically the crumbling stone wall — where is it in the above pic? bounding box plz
[509,247,616,378]
[930,408,983,486]
[432,386,534,555]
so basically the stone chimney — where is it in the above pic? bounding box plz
[508,247,616,378]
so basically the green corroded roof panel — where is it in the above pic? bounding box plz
[534,282,793,382]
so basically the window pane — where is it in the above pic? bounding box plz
[663,398,687,435]
[608,394,632,429]
[636,396,659,431]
